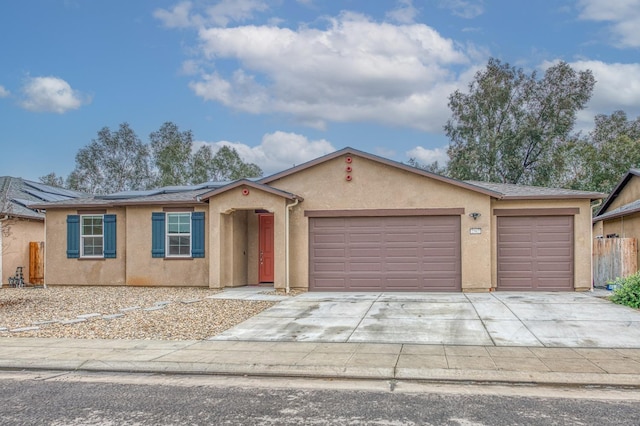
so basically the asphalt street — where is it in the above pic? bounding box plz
[1,371,639,425]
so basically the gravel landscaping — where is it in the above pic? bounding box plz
[0,286,277,340]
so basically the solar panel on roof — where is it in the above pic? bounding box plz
[23,180,84,198]
[21,188,71,202]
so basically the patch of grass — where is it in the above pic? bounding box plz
[610,272,640,309]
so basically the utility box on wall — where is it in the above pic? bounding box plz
[593,237,638,287]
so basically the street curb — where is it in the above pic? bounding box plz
[2,360,640,388]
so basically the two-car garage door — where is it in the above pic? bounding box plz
[309,214,575,292]
[309,216,461,291]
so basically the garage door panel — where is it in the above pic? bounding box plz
[310,216,461,291]
[497,216,573,291]
[537,233,572,243]
[350,262,382,272]
[313,233,346,244]
[499,247,532,257]
[387,247,419,257]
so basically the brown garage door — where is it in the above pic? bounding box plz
[309,216,461,291]
[497,216,574,291]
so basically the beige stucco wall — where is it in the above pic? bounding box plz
[124,206,209,287]
[266,154,493,291]
[1,218,43,285]
[209,187,288,289]
[608,176,640,211]
[491,199,594,291]
[45,208,126,286]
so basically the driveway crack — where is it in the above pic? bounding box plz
[465,293,496,346]
[345,293,381,342]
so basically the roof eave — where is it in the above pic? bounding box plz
[112,199,204,206]
[593,207,640,223]
[501,194,605,201]
[29,202,115,209]
[0,213,44,221]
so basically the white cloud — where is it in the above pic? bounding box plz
[154,1,194,28]
[20,76,89,113]
[577,0,640,48]
[154,0,268,28]
[564,60,640,130]
[406,146,449,165]
[0,85,9,98]
[185,12,472,131]
[386,0,419,24]
[439,0,484,19]
[199,131,336,175]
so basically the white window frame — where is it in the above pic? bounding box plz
[166,212,192,258]
[80,215,104,258]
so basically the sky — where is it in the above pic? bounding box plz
[1,0,639,183]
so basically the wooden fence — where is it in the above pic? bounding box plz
[593,238,637,287]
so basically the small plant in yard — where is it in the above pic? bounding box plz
[610,272,640,309]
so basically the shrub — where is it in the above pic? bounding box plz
[610,272,640,309]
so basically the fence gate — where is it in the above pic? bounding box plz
[593,237,637,287]
[29,241,44,285]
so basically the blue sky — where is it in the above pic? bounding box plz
[1,0,639,182]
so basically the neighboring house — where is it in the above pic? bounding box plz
[593,169,640,268]
[0,177,84,285]
[34,148,603,292]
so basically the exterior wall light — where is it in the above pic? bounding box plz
[469,212,481,220]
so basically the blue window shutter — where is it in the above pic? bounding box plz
[66,215,80,258]
[152,212,165,258]
[191,212,205,258]
[103,214,117,258]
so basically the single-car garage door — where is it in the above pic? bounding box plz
[309,216,461,291]
[497,216,574,291]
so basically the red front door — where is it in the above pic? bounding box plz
[259,214,275,282]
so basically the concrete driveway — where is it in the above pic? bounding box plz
[210,290,640,348]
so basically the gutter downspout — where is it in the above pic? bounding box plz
[285,198,300,294]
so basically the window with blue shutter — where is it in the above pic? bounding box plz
[103,214,117,258]
[66,215,80,258]
[191,212,205,258]
[152,212,166,258]
[152,211,205,258]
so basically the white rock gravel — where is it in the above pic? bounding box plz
[0,286,276,340]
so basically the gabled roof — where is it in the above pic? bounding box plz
[0,177,85,220]
[259,147,604,200]
[594,199,640,222]
[260,147,503,198]
[594,169,640,217]
[199,179,303,202]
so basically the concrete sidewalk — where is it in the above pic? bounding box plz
[1,337,640,387]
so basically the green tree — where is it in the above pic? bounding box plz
[557,111,640,193]
[150,122,193,187]
[39,172,65,188]
[406,158,447,175]
[210,146,262,181]
[445,58,595,186]
[190,144,214,184]
[67,123,153,194]
[189,145,262,183]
